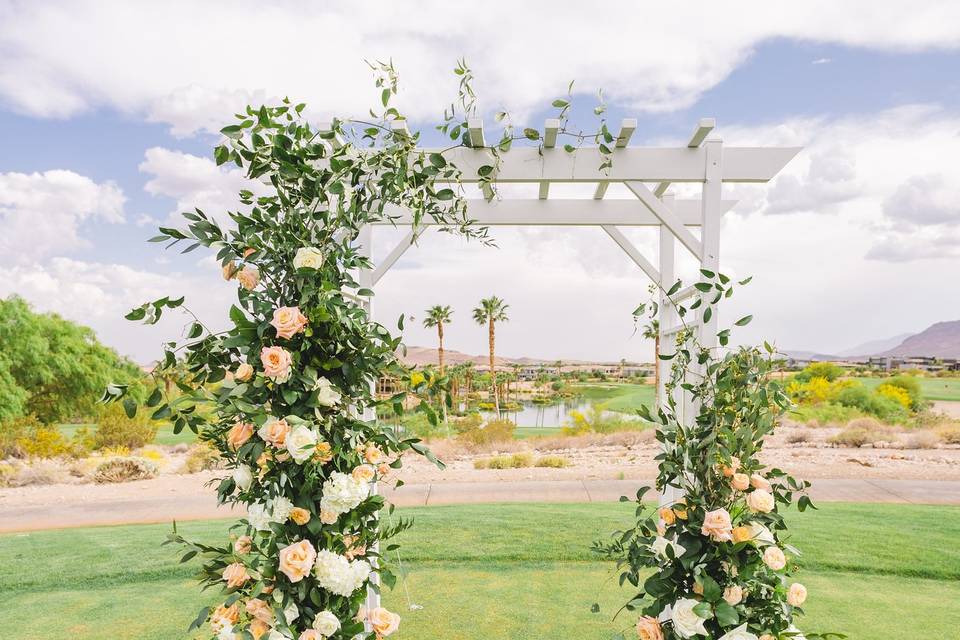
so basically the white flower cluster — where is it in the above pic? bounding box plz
[313,549,371,596]
[247,496,295,531]
[319,471,370,516]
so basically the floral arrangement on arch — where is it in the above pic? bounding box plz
[595,273,845,640]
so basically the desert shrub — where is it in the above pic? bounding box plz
[450,413,483,434]
[937,425,960,445]
[0,461,14,486]
[828,427,877,448]
[882,375,924,411]
[484,455,512,469]
[457,418,515,446]
[785,430,811,444]
[15,426,74,458]
[562,405,646,435]
[473,458,489,469]
[793,362,844,383]
[0,414,44,458]
[535,455,569,468]
[93,403,158,450]
[180,443,221,473]
[0,458,71,486]
[93,456,159,483]
[509,452,534,467]
[904,431,939,449]
[791,402,865,427]
[876,383,913,410]
[139,446,168,466]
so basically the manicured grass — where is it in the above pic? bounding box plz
[3,502,958,639]
[569,382,656,414]
[513,426,563,438]
[57,423,199,447]
[850,376,960,402]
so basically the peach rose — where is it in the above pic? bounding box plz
[732,526,752,544]
[746,489,775,514]
[227,421,254,450]
[352,464,375,483]
[658,506,676,526]
[343,535,367,560]
[760,636,776,640]
[278,539,317,583]
[692,582,704,595]
[222,262,239,281]
[673,498,688,520]
[245,598,273,624]
[212,602,240,625]
[701,508,734,542]
[723,584,744,606]
[271,306,309,340]
[364,445,386,465]
[249,619,270,640]
[314,441,334,464]
[378,463,392,477]
[258,417,291,448]
[234,535,253,554]
[656,521,666,536]
[367,607,401,637]
[299,631,322,640]
[235,363,254,382]
[751,473,772,491]
[731,473,750,491]
[260,346,292,383]
[787,582,807,606]
[222,562,250,588]
[243,247,256,258]
[319,509,338,525]
[762,546,787,571]
[720,456,740,477]
[237,266,260,291]
[290,507,311,525]
[636,616,664,640]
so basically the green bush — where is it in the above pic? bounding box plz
[509,452,534,467]
[883,376,924,411]
[791,402,866,427]
[93,403,159,450]
[15,427,74,458]
[794,362,844,383]
[834,384,909,423]
[93,456,159,483]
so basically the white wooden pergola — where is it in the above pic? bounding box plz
[353,116,800,614]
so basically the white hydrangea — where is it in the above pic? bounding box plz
[319,472,370,516]
[246,502,273,531]
[313,549,372,596]
[271,496,295,523]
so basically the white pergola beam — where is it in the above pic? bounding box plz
[602,225,660,283]
[654,118,716,195]
[468,118,485,147]
[594,118,639,199]
[540,118,560,200]
[626,181,703,259]
[436,146,798,183]
[374,198,738,226]
[391,119,410,137]
[371,228,423,286]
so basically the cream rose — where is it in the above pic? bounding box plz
[286,425,319,463]
[352,464,375,483]
[234,363,254,382]
[787,582,807,606]
[312,610,341,636]
[271,306,309,340]
[723,584,744,606]
[367,607,401,637]
[762,546,787,571]
[222,562,250,588]
[233,465,254,491]
[319,509,338,524]
[260,346,293,383]
[746,489,775,514]
[227,421,254,449]
[293,247,325,270]
[314,377,342,408]
[745,522,776,546]
[237,266,260,290]
[718,623,759,640]
[636,616,664,640]
[750,473,772,491]
[701,508,734,542]
[279,540,317,583]
[234,535,252,554]
[299,631,321,640]
[670,597,709,638]
[259,417,291,448]
[731,472,750,491]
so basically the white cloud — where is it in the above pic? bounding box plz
[139,147,268,224]
[1,1,959,135]
[0,169,125,262]
[882,174,960,226]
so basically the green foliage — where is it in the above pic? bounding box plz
[561,405,647,435]
[833,384,909,423]
[0,413,43,457]
[794,362,844,383]
[0,296,145,423]
[93,403,159,450]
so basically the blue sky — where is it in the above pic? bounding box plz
[1,1,959,363]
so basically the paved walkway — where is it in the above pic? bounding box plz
[1,478,957,533]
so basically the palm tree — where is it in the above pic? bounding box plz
[422,305,453,374]
[472,296,509,411]
[642,320,660,405]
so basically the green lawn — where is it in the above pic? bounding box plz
[57,423,199,447]
[850,376,960,402]
[569,382,656,414]
[3,502,958,639]
[514,426,563,439]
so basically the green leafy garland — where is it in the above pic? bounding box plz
[595,273,845,640]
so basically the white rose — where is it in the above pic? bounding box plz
[267,631,291,640]
[216,623,235,640]
[286,425,319,463]
[293,247,325,270]
[233,465,253,491]
[312,610,341,636]
[314,376,342,407]
[670,597,709,638]
[650,536,685,560]
[718,623,759,640]
[746,522,776,546]
[283,601,299,624]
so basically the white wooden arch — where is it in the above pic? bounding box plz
[353,116,800,614]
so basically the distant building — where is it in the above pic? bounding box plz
[867,356,960,372]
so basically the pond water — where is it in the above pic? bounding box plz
[478,398,642,429]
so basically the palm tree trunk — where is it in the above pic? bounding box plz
[437,322,445,374]
[489,317,498,413]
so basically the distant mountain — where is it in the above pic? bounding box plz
[881,321,960,358]
[836,333,914,358]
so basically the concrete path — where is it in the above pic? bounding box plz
[1,478,958,533]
